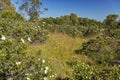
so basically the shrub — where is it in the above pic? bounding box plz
[76,36,119,65]
[0,11,24,20]
[72,61,120,80]
[0,39,53,80]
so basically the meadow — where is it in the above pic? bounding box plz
[0,11,120,80]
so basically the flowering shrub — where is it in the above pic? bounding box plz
[72,62,120,80]
[0,18,48,43]
[72,63,94,80]
[0,39,53,80]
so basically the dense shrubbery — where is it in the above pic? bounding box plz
[75,36,120,65]
[0,39,53,80]
[0,11,24,20]
[72,62,120,80]
[41,14,104,38]
[0,18,48,43]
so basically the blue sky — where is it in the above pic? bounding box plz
[11,0,120,21]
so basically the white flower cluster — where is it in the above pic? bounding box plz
[44,66,49,74]
[0,35,6,40]
[16,62,21,65]
[21,37,32,43]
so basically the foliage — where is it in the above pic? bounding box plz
[76,36,120,65]
[0,39,53,80]
[17,0,48,20]
[72,61,120,80]
[0,0,15,11]
[0,10,24,20]
[0,18,48,43]
[70,13,79,25]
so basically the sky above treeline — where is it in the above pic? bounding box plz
[11,0,120,21]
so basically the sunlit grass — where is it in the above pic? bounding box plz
[28,33,92,78]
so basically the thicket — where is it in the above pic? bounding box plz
[40,13,104,37]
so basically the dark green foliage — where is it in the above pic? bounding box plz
[72,62,120,80]
[75,36,120,64]
[0,11,24,20]
[0,18,48,43]
[0,40,52,80]
[41,14,103,38]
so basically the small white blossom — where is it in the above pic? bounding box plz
[16,62,21,65]
[41,68,43,70]
[28,37,32,42]
[43,77,47,80]
[45,66,49,70]
[21,38,25,43]
[42,59,45,63]
[27,77,30,80]
[52,75,54,77]
[1,35,6,40]
[44,70,48,74]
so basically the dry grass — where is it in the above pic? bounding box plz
[29,33,92,78]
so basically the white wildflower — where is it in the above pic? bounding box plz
[43,77,47,80]
[28,37,32,42]
[45,66,49,70]
[27,77,30,80]
[44,70,48,74]
[42,59,45,63]
[21,38,25,43]
[1,35,6,40]
[52,75,54,77]
[41,68,43,70]
[16,62,21,65]
[25,73,32,76]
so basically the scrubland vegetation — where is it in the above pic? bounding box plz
[0,0,120,80]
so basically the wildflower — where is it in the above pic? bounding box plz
[44,70,48,74]
[1,35,6,40]
[52,75,54,77]
[21,38,25,43]
[42,59,45,63]
[16,62,21,65]
[43,77,47,80]
[27,77,30,80]
[45,66,49,70]
[25,73,32,76]
[28,37,32,42]
[41,68,43,70]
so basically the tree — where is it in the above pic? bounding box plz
[18,0,48,21]
[0,0,15,12]
[104,14,119,29]
[70,13,79,25]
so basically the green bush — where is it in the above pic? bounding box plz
[0,39,53,80]
[0,18,48,43]
[71,61,120,80]
[0,11,24,20]
[76,36,119,65]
